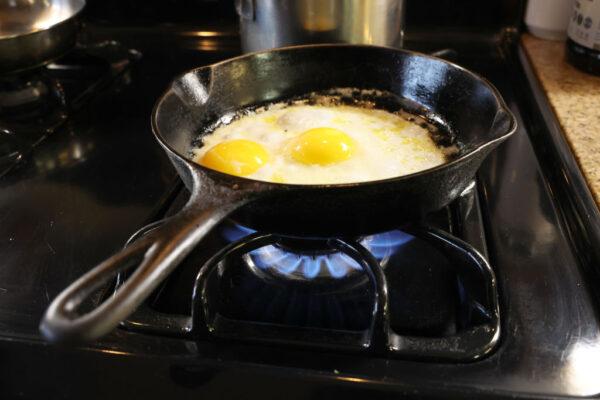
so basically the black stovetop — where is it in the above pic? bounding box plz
[0,21,600,399]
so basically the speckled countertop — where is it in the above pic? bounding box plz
[521,33,600,205]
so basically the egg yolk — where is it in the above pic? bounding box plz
[200,139,269,177]
[291,127,355,165]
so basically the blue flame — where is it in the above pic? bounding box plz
[361,230,415,260]
[222,223,255,242]
[221,223,414,279]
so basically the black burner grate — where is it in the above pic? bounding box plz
[115,181,500,361]
[0,41,140,177]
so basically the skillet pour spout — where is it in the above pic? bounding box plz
[40,44,516,344]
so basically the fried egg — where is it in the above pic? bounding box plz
[191,100,453,184]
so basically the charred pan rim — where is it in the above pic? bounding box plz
[189,89,456,151]
[152,43,518,189]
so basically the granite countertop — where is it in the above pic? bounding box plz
[521,33,600,205]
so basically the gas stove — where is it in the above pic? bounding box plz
[1,6,600,400]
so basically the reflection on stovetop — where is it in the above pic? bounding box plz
[0,41,140,177]
[114,181,499,361]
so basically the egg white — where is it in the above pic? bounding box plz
[192,103,450,184]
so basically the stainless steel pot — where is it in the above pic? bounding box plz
[0,0,85,74]
[235,0,405,52]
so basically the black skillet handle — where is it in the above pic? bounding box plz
[39,189,249,343]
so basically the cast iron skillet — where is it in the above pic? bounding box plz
[40,44,516,343]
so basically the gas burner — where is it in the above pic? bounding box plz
[0,71,67,156]
[0,73,64,113]
[115,198,499,362]
[0,128,24,177]
[0,72,67,144]
[0,41,139,177]
[221,222,414,281]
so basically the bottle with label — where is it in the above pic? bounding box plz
[567,0,600,74]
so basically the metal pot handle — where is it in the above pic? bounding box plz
[39,190,248,343]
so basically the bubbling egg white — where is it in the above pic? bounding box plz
[191,101,453,184]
